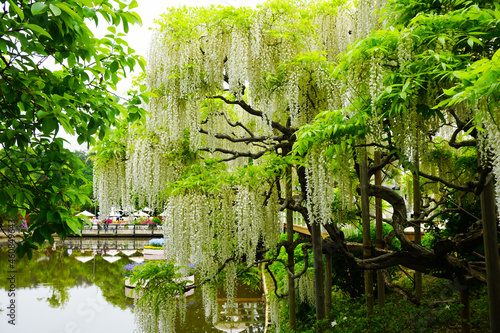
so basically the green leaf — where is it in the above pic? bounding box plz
[110,60,119,73]
[493,49,500,61]
[129,0,138,9]
[8,0,24,20]
[67,218,82,235]
[37,110,50,119]
[55,3,81,20]
[78,0,93,6]
[22,23,52,39]
[49,4,62,16]
[31,3,47,15]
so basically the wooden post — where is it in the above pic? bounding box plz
[413,149,422,299]
[360,149,374,314]
[374,151,385,307]
[311,222,326,320]
[460,288,471,333]
[286,164,296,331]
[325,253,332,317]
[480,177,500,333]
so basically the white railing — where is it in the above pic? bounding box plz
[81,223,163,236]
[282,211,327,235]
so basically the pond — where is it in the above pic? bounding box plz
[0,238,265,333]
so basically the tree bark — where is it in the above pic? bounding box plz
[480,176,500,333]
[413,149,422,299]
[325,253,332,317]
[460,288,471,333]
[360,149,374,314]
[311,221,326,320]
[374,151,385,307]
[286,164,296,331]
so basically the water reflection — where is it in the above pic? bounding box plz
[0,239,265,333]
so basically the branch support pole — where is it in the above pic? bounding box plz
[325,253,332,317]
[311,221,326,320]
[375,150,385,307]
[480,176,500,333]
[413,149,422,299]
[360,147,374,314]
[460,288,471,333]
[285,162,296,331]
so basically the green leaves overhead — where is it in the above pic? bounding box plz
[0,0,148,258]
[293,109,368,157]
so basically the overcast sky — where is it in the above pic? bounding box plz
[63,0,263,151]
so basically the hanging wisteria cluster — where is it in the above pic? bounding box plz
[134,294,186,333]
[305,142,356,226]
[480,103,500,218]
[93,156,126,219]
[305,144,336,225]
[159,182,281,324]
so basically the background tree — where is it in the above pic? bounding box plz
[0,0,148,258]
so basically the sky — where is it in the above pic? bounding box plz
[62,0,263,151]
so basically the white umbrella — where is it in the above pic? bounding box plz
[75,256,94,263]
[129,257,144,263]
[76,210,95,217]
[121,250,138,257]
[133,211,149,217]
[102,256,122,263]
[107,250,120,256]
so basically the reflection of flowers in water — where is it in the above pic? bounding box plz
[124,262,144,271]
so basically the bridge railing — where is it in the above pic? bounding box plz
[282,211,327,235]
[81,223,163,236]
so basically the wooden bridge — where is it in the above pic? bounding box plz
[284,211,421,240]
[283,211,329,237]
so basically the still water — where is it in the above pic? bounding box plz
[0,238,265,333]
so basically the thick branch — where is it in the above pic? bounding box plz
[222,111,255,138]
[419,170,477,192]
[362,184,427,252]
[199,147,268,161]
[199,128,285,144]
[449,127,476,148]
[208,95,294,136]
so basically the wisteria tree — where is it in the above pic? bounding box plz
[93,0,386,329]
[94,0,500,331]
